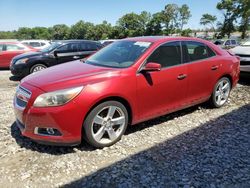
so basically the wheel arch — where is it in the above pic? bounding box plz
[83,96,133,127]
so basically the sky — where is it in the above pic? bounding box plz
[0,0,223,31]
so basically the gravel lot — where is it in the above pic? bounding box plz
[0,70,249,187]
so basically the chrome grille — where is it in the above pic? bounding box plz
[15,86,32,110]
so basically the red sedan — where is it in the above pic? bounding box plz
[13,36,240,148]
[0,42,36,68]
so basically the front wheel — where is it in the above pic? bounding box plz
[30,64,47,74]
[83,101,128,148]
[210,77,231,108]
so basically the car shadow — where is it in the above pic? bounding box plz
[10,105,201,155]
[63,104,250,187]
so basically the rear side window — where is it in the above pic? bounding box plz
[147,41,181,68]
[184,41,213,62]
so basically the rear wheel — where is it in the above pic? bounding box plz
[211,77,231,108]
[83,101,128,148]
[30,64,47,74]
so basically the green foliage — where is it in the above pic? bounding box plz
[200,14,217,30]
[181,28,192,37]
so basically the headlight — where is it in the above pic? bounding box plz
[33,86,83,107]
[15,58,29,65]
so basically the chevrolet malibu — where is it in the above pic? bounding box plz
[14,36,240,148]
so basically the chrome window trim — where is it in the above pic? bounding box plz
[137,40,218,74]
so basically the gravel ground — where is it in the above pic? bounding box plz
[0,70,249,188]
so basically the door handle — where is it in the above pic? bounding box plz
[177,74,187,80]
[211,65,219,70]
[73,56,80,59]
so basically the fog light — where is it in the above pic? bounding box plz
[34,127,62,136]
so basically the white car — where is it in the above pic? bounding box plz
[21,40,51,50]
[230,40,250,73]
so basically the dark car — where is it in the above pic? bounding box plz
[10,40,102,79]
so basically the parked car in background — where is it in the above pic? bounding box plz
[214,39,238,49]
[230,40,250,73]
[13,36,240,148]
[21,40,51,50]
[10,40,102,79]
[0,42,36,68]
[99,39,117,46]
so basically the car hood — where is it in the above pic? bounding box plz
[21,60,121,92]
[13,51,44,60]
[230,46,250,55]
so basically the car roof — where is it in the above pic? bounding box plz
[53,40,99,44]
[0,41,20,44]
[124,36,213,45]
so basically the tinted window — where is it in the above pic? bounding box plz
[184,41,209,62]
[231,40,236,45]
[57,43,79,52]
[0,44,4,52]
[225,40,230,45]
[6,44,24,51]
[41,42,46,46]
[29,42,41,47]
[207,46,216,57]
[146,42,181,68]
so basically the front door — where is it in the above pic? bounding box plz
[136,41,188,121]
[55,43,80,64]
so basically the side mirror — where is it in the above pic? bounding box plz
[141,62,161,72]
[53,50,58,57]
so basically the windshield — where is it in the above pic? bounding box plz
[40,42,61,53]
[85,41,152,68]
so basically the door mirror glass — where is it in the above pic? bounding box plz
[142,62,161,72]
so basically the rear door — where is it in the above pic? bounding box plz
[137,41,189,121]
[182,41,218,104]
[55,43,80,64]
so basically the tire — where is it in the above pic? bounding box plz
[30,64,47,74]
[210,77,231,108]
[83,101,128,148]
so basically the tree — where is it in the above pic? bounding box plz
[179,4,191,31]
[51,24,70,40]
[200,14,217,31]
[217,0,238,38]
[237,0,250,39]
[145,12,163,35]
[69,21,94,39]
[117,11,151,37]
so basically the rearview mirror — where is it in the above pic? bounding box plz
[141,62,161,72]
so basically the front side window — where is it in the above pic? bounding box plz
[57,43,79,53]
[184,41,210,62]
[225,40,230,45]
[29,42,41,47]
[86,41,152,68]
[231,40,236,45]
[146,41,182,68]
[0,44,4,52]
[6,44,25,51]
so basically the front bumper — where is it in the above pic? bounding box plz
[10,63,29,77]
[13,83,85,146]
